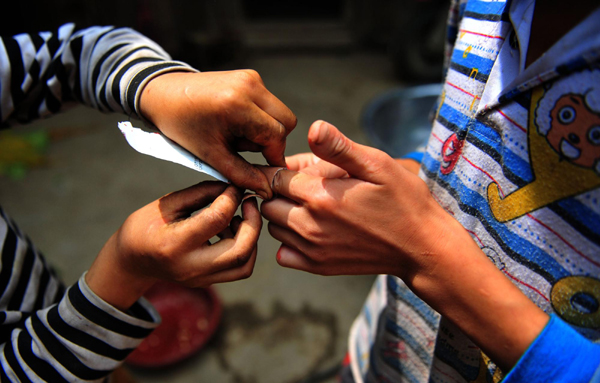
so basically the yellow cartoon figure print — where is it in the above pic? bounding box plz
[488,69,600,222]
[551,276,600,328]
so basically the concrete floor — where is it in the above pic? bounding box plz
[0,51,402,383]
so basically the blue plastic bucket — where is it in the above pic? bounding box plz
[361,83,442,158]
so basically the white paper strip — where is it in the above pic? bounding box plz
[118,121,228,182]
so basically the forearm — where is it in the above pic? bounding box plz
[0,206,159,381]
[0,23,196,126]
[403,211,549,371]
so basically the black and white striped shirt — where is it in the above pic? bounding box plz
[0,23,197,382]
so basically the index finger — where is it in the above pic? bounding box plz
[203,142,273,199]
[192,196,262,273]
[260,167,318,204]
[286,153,320,171]
[234,106,288,167]
[231,197,262,258]
[254,89,297,133]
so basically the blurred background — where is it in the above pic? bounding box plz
[0,1,448,382]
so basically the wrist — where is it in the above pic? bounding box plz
[86,233,156,311]
[394,195,464,283]
[138,70,194,127]
[400,209,549,370]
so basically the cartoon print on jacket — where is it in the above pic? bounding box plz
[488,69,600,222]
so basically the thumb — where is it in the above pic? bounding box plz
[307,120,391,182]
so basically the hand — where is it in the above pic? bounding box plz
[286,153,421,179]
[260,120,548,370]
[286,152,348,178]
[395,158,421,175]
[139,70,297,199]
[261,120,449,277]
[86,182,262,311]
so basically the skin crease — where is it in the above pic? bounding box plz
[86,182,262,311]
[260,120,549,371]
[138,70,297,199]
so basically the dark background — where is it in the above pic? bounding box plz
[1,0,448,82]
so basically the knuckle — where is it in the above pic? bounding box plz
[263,123,284,141]
[250,127,274,144]
[301,221,317,240]
[171,272,189,284]
[153,239,175,262]
[307,189,333,213]
[238,262,254,279]
[329,135,352,160]
[274,123,288,140]
[308,194,326,211]
[374,151,392,168]
[217,88,243,109]
[206,209,230,231]
[302,223,324,245]
[242,69,260,80]
[237,70,260,89]
[287,113,298,131]
[253,122,285,144]
[234,247,253,267]
[361,153,389,178]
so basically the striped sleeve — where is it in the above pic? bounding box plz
[0,207,160,382]
[0,23,197,127]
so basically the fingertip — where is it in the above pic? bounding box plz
[222,184,244,203]
[258,188,272,201]
[279,111,297,133]
[241,196,263,231]
[248,167,273,200]
[217,153,272,200]
[308,120,333,145]
[242,196,259,214]
[245,172,273,201]
[276,245,302,269]
[262,140,287,168]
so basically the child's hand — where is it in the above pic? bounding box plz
[261,121,447,278]
[86,181,261,310]
[285,152,348,178]
[260,120,548,370]
[139,71,297,199]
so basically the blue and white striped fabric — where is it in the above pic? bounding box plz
[349,1,600,382]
